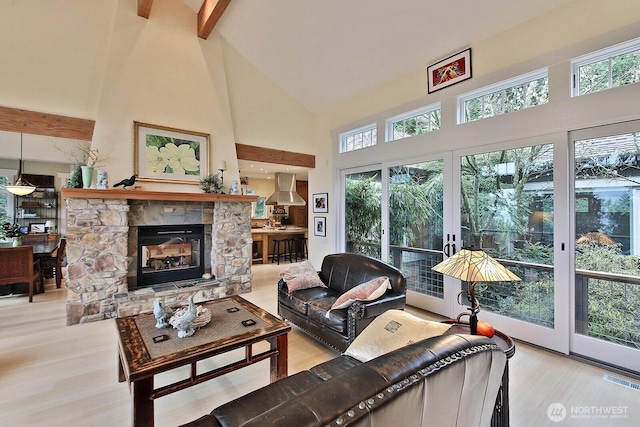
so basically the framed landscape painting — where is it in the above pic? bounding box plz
[134,121,210,184]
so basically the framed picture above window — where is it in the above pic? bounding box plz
[314,217,326,237]
[313,193,328,213]
[134,121,210,185]
[427,48,472,93]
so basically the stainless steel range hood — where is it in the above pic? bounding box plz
[265,173,306,206]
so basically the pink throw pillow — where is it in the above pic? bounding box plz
[328,276,390,312]
[279,260,327,293]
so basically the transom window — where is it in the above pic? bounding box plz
[339,123,377,153]
[572,37,640,96]
[385,104,441,142]
[458,68,548,124]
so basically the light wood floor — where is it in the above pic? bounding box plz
[1,263,638,426]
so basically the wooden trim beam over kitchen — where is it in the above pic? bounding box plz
[0,106,95,140]
[137,0,153,19]
[198,0,232,39]
[236,144,316,169]
[137,0,231,40]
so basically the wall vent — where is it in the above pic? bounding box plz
[603,374,640,392]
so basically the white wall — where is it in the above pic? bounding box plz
[309,0,640,267]
[0,0,316,193]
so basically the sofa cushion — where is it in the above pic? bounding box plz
[344,309,452,362]
[279,260,327,293]
[279,286,337,315]
[328,276,390,312]
[307,298,346,333]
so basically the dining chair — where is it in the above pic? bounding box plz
[0,246,43,302]
[51,237,66,288]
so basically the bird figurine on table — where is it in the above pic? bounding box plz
[113,174,137,189]
[153,298,170,329]
[169,295,197,338]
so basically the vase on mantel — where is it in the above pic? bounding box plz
[81,165,94,189]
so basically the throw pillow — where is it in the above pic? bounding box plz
[279,260,327,293]
[327,276,390,313]
[344,309,452,362]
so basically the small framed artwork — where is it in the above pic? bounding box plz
[313,193,328,213]
[134,121,210,185]
[314,217,326,237]
[30,223,46,233]
[427,48,472,94]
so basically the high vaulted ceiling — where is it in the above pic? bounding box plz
[181,0,574,113]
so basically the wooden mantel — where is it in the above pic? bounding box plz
[61,188,258,203]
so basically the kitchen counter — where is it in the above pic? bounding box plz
[251,227,308,264]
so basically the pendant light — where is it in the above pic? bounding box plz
[4,134,36,196]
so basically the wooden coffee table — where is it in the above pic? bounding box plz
[116,295,291,427]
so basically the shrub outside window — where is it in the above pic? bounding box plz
[339,124,377,153]
[386,104,441,142]
[458,69,548,124]
[572,37,640,96]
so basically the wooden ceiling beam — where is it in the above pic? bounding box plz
[236,144,315,169]
[138,0,153,19]
[0,106,95,140]
[197,0,232,39]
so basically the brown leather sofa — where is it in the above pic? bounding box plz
[277,253,407,351]
[182,333,507,427]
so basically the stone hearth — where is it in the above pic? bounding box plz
[61,188,258,325]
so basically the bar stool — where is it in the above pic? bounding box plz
[272,239,291,265]
[291,237,308,261]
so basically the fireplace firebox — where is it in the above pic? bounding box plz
[137,224,205,288]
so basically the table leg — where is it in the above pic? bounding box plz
[270,333,288,382]
[132,377,154,427]
[261,235,268,264]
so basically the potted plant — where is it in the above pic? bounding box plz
[1,222,26,246]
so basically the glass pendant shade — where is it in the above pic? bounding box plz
[3,134,36,196]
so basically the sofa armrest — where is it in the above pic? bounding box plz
[179,414,220,427]
[277,278,288,293]
[348,292,406,320]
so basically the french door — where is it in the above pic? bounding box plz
[570,121,640,373]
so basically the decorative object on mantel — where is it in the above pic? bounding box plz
[67,164,83,188]
[113,174,137,190]
[153,299,172,329]
[200,173,224,194]
[229,180,239,195]
[96,170,108,189]
[217,161,227,184]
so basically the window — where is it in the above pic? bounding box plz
[572,37,640,96]
[0,170,17,224]
[458,69,548,124]
[339,124,377,153]
[386,104,441,142]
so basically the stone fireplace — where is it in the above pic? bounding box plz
[61,188,258,325]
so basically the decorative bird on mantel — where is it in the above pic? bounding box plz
[113,174,137,189]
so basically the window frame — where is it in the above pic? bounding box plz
[571,36,640,97]
[385,103,441,142]
[339,123,377,153]
[457,68,548,124]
